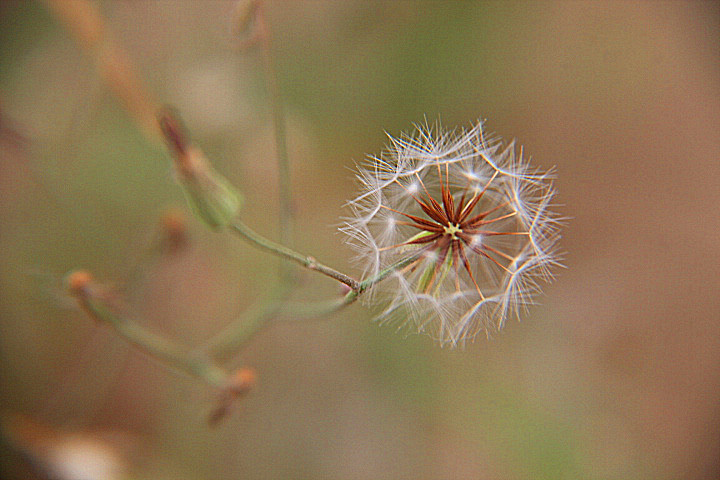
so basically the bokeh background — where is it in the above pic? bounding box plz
[1,1,718,479]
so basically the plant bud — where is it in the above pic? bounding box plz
[159,109,242,229]
[175,146,242,229]
[65,270,93,299]
[159,208,189,254]
[208,368,256,426]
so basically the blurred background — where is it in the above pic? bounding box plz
[1,1,718,479]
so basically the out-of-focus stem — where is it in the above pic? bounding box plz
[68,272,229,389]
[255,2,293,250]
[43,0,160,142]
[202,244,423,358]
[204,287,288,361]
[202,2,296,361]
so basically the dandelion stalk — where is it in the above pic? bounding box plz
[230,219,361,291]
[203,235,422,357]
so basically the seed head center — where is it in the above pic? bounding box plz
[443,223,462,239]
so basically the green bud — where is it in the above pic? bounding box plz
[176,147,243,229]
[158,109,242,229]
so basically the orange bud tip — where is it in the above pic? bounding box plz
[159,209,189,253]
[207,367,257,426]
[228,367,256,395]
[65,270,93,297]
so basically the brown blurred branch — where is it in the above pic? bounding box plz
[42,0,161,143]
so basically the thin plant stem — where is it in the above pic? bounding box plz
[230,219,361,291]
[72,280,229,389]
[203,286,289,361]
[200,2,329,362]
[231,217,424,296]
[256,2,293,250]
[201,251,424,359]
[207,290,352,361]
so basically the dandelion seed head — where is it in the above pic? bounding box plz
[342,120,561,345]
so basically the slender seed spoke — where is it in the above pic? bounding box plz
[380,204,442,229]
[415,198,446,224]
[414,173,448,223]
[464,230,530,236]
[455,232,474,244]
[458,244,485,300]
[406,233,442,245]
[426,196,448,223]
[463,201,511,227]
[457,195,481,224]
[438,163,455,220]
[443,190,454,220]
[378,232,442,251]
[476,211,517,226]
[395,220,444,232]
[414,173,432,198]
[454,189,468,219]
[436,236,451,262]
[445,163,451,193]
[451,178,475,225]
[467,243,512,273]
[424,238,451,293]
[470,210,517,227]
[451,239,462,292]
[481,243,516,262]
[457,170,499,223]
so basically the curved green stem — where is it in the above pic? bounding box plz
[203,284,290,361]
[273,254,423,315]
[199,248,423,360]
[76,291,229,389]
